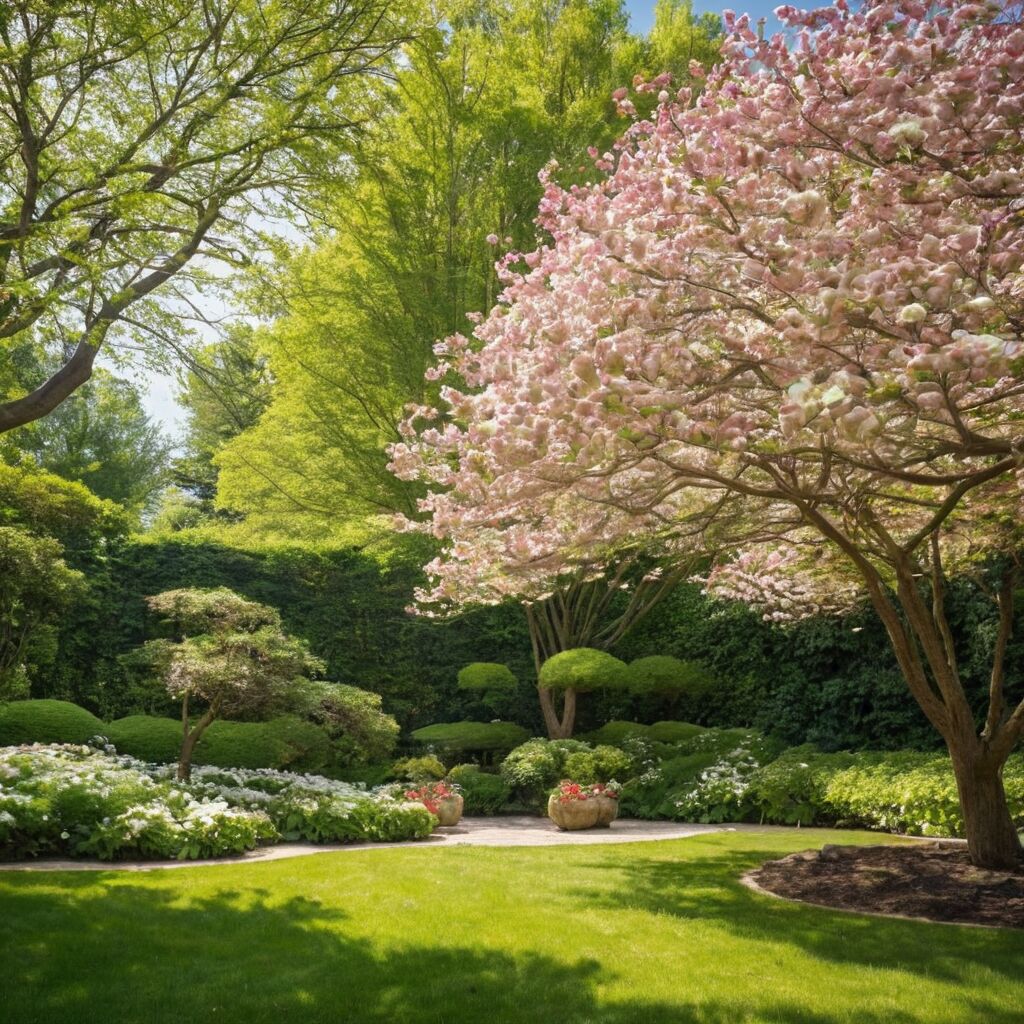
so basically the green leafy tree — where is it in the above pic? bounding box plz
[0,0,415,434]
[214,0,710,528]
[142,587,324,779]
[10,372,171,516]
[0,527,84,700]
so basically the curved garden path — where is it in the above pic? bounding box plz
[0,816,775,872]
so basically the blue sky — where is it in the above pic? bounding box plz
[625,0,786,35]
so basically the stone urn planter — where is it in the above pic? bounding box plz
[547,794,602,830]
[434,793,464,827]
[591,795,619,828]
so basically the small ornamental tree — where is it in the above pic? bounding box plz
[143,588,324,780]
[458,661,518,717]
[394,2,1024,867]
[537,648,629,738]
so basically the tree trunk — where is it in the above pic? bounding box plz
[177,707,217,782]
[950,746,1022,871]
[538,686,577,739]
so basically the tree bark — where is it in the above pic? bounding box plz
[949,745,1022,871]
[176,706,217,781]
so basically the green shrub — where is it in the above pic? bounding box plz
[627,656,715,697]
[563,745,633,785]
[824,752,1024,837]
[300,681,400,767]
[500,738,592,806]
[579,721,651,745]
[390,755,446,782]
[447,764,512,815]
[457,663,517,691]
[646,721,707,745]
[106,716,182,763]
[410,721,530,752]
[538,649,628,692]
[260,716,331,772]
[620,728,781,822]
[0,699,104,746]
[747,745,858,825]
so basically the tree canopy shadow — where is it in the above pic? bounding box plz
[562,837,1024,991]
[2,853,1022,1024]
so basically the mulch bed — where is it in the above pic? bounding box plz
[747,842,1024,929]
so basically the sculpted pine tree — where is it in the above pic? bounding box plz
[143,588,323,780]
[394,1,1024,867]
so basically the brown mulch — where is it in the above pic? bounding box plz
[748,842,1024,929]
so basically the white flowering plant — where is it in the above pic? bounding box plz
[0,743,436,861]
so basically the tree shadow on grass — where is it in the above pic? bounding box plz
[2,861,1022,1024]
[563,836,1024,992]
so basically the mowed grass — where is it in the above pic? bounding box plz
[1,828,1021,1024]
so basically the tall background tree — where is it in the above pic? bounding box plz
[393,1,1024,867]
[0,0,415,433]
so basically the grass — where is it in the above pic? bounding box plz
[1,828,1021,1024]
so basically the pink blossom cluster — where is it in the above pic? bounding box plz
[391,0,1024,616]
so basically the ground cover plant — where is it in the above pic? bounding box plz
[0,744,435,861]
[1,830,1022,1024]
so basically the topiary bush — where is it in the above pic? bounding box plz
[627,656,715,698]
[645,721,706,745]
[538,648,629,692]
[578,721,651,745]
[410,721,530,753]
[457,663,517,691]
[0,699,104,746]
[106,715,182,763]
[446,764,512,815]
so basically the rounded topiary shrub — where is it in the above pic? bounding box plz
[580,721,651,745]
[457,663,517,691]
[410,721,531,753]
[259,716,331,772]
[628,656,715,697]
[106,715,182,763]
[646,721,707,744]
[538,649,629,692]
[193,720,301,770]
[0,699,104,746]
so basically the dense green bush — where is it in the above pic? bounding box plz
[446,764,512,815]
[410,721,531,753]
[745,745,858,825]
[500,738,593,806]
[0,699,104,745]
[106,715,182,763]
[579,721,651,745]
[646,721,707,744]
[300,681,399,768]
[389,755,446,782]
[619,728,785,822]
[563,745,633,785]
[627,656,714,698]
[823,753,1024,837]
[107,714,331,771]
[0,744,276,860]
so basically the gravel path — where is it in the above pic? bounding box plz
[0,816,735,873]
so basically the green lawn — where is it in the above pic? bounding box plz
[1,829,1021,1024]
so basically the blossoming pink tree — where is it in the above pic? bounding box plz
[392,0,1024,867]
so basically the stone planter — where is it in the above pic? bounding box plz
[592,795,619,828]
[434,794,464,826]
[547,794,602,830]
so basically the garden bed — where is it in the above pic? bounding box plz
[747,843,1024,929]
